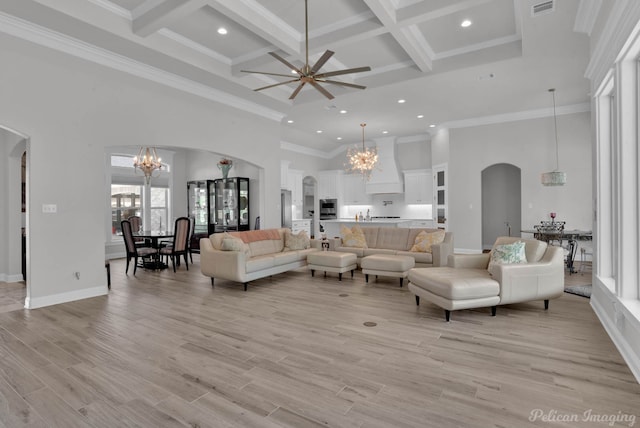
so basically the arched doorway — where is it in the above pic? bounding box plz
[481,163,521,250]
[2,125,30,309]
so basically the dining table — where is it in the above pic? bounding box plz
[133,230,174,270]
[521,228,592,274]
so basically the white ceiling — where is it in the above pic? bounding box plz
[0,0,598,152]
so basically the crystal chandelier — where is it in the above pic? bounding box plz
[541,88,566,186]
[133,147,162,184]
[347,123,378,180]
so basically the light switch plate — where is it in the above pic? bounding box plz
[42,204,57,213]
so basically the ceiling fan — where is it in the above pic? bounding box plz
[241,0,371,100]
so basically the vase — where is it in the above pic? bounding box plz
[218,163,232,179]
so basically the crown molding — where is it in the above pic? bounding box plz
[433,102,591,133]
[0,11,285,123]
[585,0,640,85]
[280,141,334,159]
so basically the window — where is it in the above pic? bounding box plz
[150,186,169,231]
[111,184,141,235]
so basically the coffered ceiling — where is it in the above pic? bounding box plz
[0,0,600,153]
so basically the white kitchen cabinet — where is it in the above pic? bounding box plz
[291,219,311,236]
[342,173,371,205]
[410,219,435,228]
[318,170,343,200]
[404,169,432,204]
[288,169,303,207]
[281,160,291,189]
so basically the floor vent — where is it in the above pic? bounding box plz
[532,0,554,17]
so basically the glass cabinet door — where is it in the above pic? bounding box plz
[213,177,250,232]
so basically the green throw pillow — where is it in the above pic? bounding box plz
[488,241,527,275]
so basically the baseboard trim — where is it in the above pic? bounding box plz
[25,285,108,310]
[591,290,640,383]
[0,273,25,283]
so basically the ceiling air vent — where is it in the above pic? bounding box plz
[532,0,554,17]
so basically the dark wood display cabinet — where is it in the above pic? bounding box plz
[213,177,250,232]
[187,180,215,251]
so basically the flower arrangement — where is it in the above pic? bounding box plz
[219,158,233,165]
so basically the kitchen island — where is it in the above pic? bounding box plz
[320,218,413,238]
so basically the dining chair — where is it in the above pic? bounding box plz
[127,215,148,247]
[159,217,191,272]
[121,220,158,275]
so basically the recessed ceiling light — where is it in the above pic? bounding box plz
[382,130,389,134]
[461,20,472,28]
[337,137,342,140]
[316,130,323,134]
[287,119,294,123]
[429,124,436,128]
[217,27,228,35]
[417,115,424,119]
[397,99,406,104]
[340,110,347,114]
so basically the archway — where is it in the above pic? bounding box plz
[2,125,30,308]
[481,163,521,250]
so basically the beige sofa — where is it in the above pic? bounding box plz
[200,228,318,290]
[332,226,453,268]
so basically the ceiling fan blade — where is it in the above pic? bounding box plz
[289,82,306,99]
[314,66,371,79]
[253,79,300,91]
[310,50,334,74]
[318,79,367,90]
[268,52,301,75]
[309,80,334,100]
[241,70,300,78]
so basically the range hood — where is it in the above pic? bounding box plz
[365,137,404,194]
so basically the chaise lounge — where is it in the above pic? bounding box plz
[408,236,565,321]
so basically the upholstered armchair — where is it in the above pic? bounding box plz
[448,236,565,308]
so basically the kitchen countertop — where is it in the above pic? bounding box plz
[321,218,413,224]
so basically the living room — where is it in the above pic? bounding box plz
[0,0,639,426]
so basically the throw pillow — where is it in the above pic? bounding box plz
[488,241,527,275]
[341,225,367,248]
[221,236,245,252]
[285,230,310,250]
[410,230,445,253]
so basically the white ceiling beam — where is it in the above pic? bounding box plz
[574,0,603,35]
[364,0,433,72]
[209,0,299,55]
[133,0,208,37]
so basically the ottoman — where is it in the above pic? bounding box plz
[308,251,358,281]
[407,267,500,321]
[361,254,415,287]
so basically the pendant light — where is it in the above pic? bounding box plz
[346,123,378,180]
[541,88,567,186]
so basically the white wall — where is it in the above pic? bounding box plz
[0,33,281,308]
[448,112,592,252]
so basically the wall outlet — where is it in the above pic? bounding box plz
[42,204,57,213]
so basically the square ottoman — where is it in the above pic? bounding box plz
[308,251,358,281]
[361,254,415,287]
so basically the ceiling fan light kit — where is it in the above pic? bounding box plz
[241,0,371,100]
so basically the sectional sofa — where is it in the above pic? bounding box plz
[332,226,453,268]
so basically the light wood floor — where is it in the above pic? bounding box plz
[0,257,637,428]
